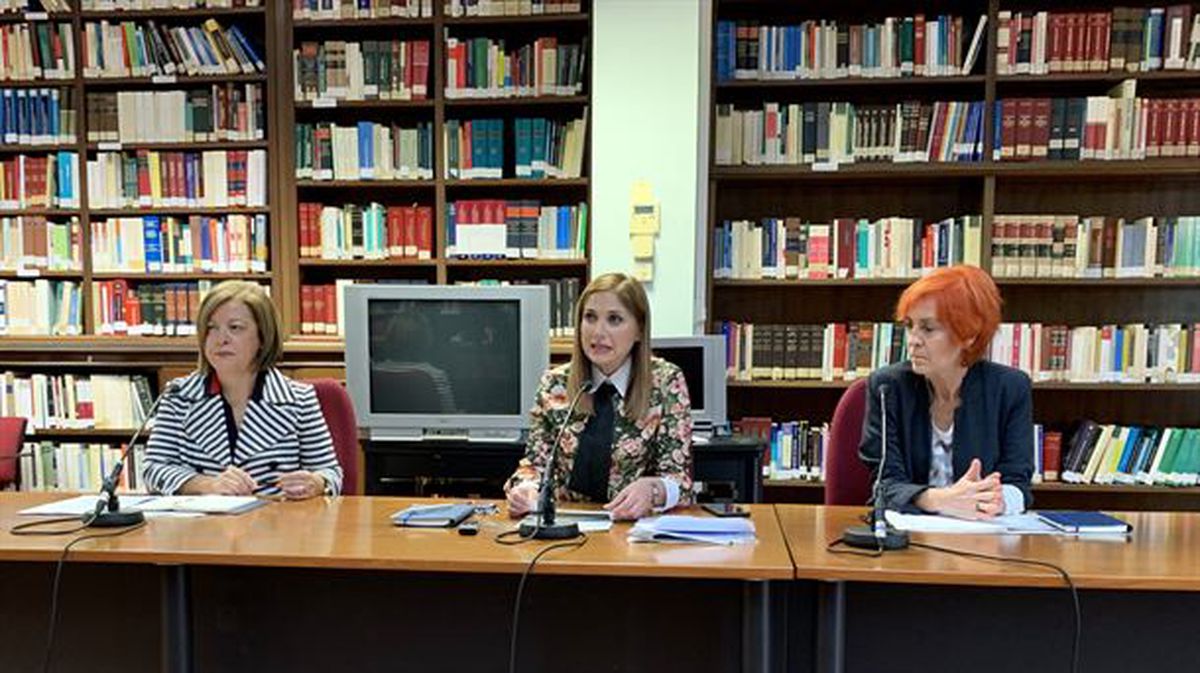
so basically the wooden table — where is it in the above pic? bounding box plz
[0,493,792,673]
[776,505,1200,673]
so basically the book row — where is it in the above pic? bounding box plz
[81,19,263,78]
[295,121,433,182]
[714,100,986,166]
[298,202,433,260]
[997,7,1200,75]
[86,149,267,209]
[83,0,261,9]
[0,278,80,335]
[0,0,69,11]
[712,215,982,281]
[91,214,268,274]
[293,0,428,19]
[989,322,1200,384]
[443,0,580,17]
[0,215,79,272]
[444,199,585,259]
[715,15,987,81]
[991,214,1200,279]
[444,114,587,179]
[0,23,75,81]
[92,278,262,336]
[16,443,148,494]
[996,92,1200,162]
[86,85,266,144]
[445,35,586,99]
[294,39,430,102]
[719,321,1200,384]
[0,372,151,430]
[0,152,79,210]
[0,88,76,145]
[1052,421,1200,487]
[733,416,828,482]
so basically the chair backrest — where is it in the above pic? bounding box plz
[0,416,27,488]
[310,379,360,495]
[824,378,873,506]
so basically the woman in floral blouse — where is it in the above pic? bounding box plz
[505,272,693,521]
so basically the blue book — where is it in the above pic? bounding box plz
[486,118,503,176]
[1115,426,1142,475]
[514,118,532,177]
[143,217,163,273]
[531,118,546,178]
[445,202,456,250]
[556,206,569,251]
[1036,510,1131,534]
[357,121,373,176]
[470,120,487,178]
[391,503,475,528]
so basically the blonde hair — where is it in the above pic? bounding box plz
[568,273,652,419]
[195,281,282,375]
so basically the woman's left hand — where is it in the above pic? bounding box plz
[604,477,662,521]
[277,470,326,500]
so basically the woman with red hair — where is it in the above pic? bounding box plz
[859,265,1033,519]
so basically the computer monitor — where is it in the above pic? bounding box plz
[343,284,550,441]
[651,335,728,435]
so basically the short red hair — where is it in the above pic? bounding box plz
[895,266,1002,366]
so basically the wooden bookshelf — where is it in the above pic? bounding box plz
[708,0,1200,510]
[278,0,592,340]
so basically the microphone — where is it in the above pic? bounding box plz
[842,382,910,551]
[86,380,181,528]
[517,380,593,540]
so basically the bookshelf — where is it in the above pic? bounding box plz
[709,0,1200,510]
[0,0,590,484]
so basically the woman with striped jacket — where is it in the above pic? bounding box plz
[143,281,343,499]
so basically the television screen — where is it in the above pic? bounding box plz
[367,299,522,416]
[653,345,705,411]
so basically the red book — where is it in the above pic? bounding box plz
[417,206,433,259]
[1033,98,1052,159]
[413,41,430,99]
[1146,99,1163,157]
[323,285,337,335]
[1097,12,1112,70]
[1190,324,1200,375]
[312,285,326,335]
[1043,431,1063,481]
[301,284,314,335]
[1168,99,1185,157]
[1188,98,1200,157]
[1001,99,1017,160]
[403,205,417,257]
[914,14,926,75]
[1016,98,1034,159]
[834,218,855,278]
[1048,13,1064,72]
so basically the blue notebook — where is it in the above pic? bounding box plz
[391,503,475,528]
[1036,510,1132,535]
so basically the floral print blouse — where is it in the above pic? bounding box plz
[505,357,694,504]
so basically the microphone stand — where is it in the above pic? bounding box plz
[842,383,910,551]
[518,382,592,540]
[86,382,179,528]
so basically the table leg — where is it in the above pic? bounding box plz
[816,581,846,673]
[161,565,192,673]
[743,580,784,673]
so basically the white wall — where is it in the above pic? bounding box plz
[592,0,707,336]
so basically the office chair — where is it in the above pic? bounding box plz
[310,379,360,495]
[0,416,28,489]
[823,377,873,506]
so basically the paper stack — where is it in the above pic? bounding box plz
[629,515,756,545]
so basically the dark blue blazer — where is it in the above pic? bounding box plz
[858,360,1034,513]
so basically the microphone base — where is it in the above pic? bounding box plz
[85,509,145,528]
[841,525,910,551]
[518,520,581,540]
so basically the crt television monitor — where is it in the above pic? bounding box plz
[651,335,728,433]
[343,284,550,441]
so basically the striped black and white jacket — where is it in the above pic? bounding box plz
[142,368,344,496]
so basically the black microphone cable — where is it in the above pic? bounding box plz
[39,520,147,673]
[826,530,1081,673]
[907,540,1080,673]
[507,536,589,673]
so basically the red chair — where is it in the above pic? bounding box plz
[310,379,360,495]
[0,416,28,489]
[824,378,873,506]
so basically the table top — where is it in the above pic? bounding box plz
[776,505,1200,591]
[0,493,794,580]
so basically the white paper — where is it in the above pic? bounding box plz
[885,511,1059,535]
[19,494,261,517]
[19,494,160,516]
[628,514,757,545]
